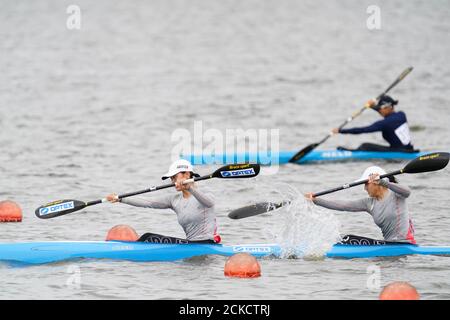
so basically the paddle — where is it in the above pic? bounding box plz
[288,67,414,163]
[229,152,449,219]
[35,163,260,219]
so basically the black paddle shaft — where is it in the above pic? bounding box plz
[36,163,261,219]
[288,67,414,163]
[312,170,403,197]
[229,152,449,219]
[313,152,449,197]
[336,66,413,132]
[86,182,178,207]
[86,174,217,207]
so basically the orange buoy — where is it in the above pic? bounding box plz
[379,281,420,300]
[0,200,23,222]
[105,225,139,241]
[224,253,261,278]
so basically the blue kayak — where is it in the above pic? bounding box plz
[0,241,449,265]
[182,150,427,165]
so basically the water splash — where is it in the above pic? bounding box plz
[263,184,341,259]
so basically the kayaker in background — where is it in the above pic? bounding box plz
[106,159,221,244]
[305,165,416,245]
[332,95,417,152]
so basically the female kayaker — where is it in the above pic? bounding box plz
[305,165,416,245]
[332,95,417,152]
[106,159,221,244]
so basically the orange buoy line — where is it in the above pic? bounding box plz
[106,225,139,241]
[379,281,420,300]
[224,253,261,278]
[0,200,23,222]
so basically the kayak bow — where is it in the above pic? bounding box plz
[0,241,449,265]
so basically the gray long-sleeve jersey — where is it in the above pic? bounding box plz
[313,181,416,243]
[120,187,217,241]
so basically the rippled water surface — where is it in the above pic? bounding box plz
[1,0,449,299]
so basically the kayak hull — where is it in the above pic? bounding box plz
[182,150,427,165]
[1,241,449,265]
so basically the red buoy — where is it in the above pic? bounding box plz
[0,200,23,222]
[379,281,420,300]
[224,253,261,278]
[106,225,139,241]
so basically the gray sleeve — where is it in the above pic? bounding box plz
[188,187,215,208]
[312,197,371,213]
[120,196,172,209]
[379,180,411,198]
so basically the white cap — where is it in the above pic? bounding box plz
[161,159,200,180]
[355,166,387,183]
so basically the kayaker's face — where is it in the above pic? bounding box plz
[365,182,383,197]
[378,106,393,117]
[365,182,374,196]
[171,172,191,191]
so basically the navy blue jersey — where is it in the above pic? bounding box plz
[339,111,413,148]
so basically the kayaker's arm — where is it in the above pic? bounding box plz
[188,187,215,208]
[378,180,411,198]
[312,198,370,212]
[338,119,385,134]
[120,196,172,209]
